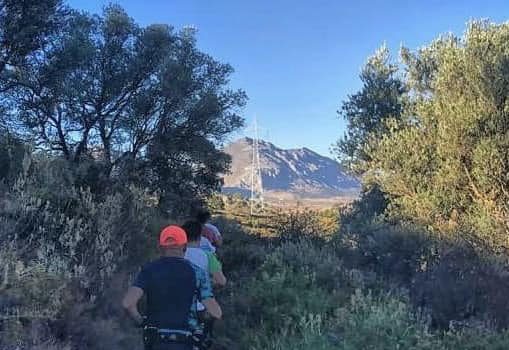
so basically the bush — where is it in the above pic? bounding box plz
[336,185,437,285]
[0,153,160,349]
[334,290,509,350]
[214,216,269,276]
[336,290,440,350]
[274,208,339,242]
[337,217,437,285]
[411,244,509,330]
[218,233,376,348]
[219,223,509,350]
[339,195,509,332]
[0,132,26,187]
[2,155,155,293]
[243,250,334,334]
[0,248,70,348]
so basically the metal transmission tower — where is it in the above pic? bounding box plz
[250,116,264,215]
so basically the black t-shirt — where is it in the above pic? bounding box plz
[133,256,212,330]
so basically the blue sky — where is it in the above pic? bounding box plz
[68,0,508,157]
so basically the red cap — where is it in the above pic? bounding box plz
[159,225,187,247]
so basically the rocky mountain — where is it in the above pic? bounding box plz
[222,138,360,199]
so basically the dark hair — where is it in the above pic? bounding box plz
[182,220,202,242]
[196,209,211,224]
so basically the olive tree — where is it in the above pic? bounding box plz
[4,5,246,211]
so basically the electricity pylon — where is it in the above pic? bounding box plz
[250,116,264,215]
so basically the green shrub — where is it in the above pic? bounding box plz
[245,251,333,334]
[411,244,509,330]
[215,212,509,350]
[338,218,437,284]
[214,216,269,276]
[441,328,509,349]
[0,154,161,349]
[336,290,440,350]
[2,154,156,292]
[274,209,325,241]
[221,236,376,347]
[247,314,334,350]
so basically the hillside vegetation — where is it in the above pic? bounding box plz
[2,1,509,349]
[216,214,509,350]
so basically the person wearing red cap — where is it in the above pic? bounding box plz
[122,225,222,350]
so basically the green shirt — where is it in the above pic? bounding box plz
[206,251,222,274]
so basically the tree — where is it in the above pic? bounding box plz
[335,45,406,175]
[368,21,509,252]
[0,0,63,130]
[0,0,62,74]
[3,5,246,211]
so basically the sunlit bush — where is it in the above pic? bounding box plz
[0,153,159,349]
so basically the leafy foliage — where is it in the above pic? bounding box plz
[0,0,62,74]
[335,44,406,174]
[337,21,509,253]
[217,216,509,350]
[2,5,246,212]
[0,154,156,349]
[371,22,509,252]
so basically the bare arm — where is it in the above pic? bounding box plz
[212,271,227,287]
[122,286,144,325]
[202,297,222,319]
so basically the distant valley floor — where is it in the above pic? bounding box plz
[222,188,359,209]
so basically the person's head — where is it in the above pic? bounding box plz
[182,220,203,243]
[196,209,211,224]
[159,225,187,257]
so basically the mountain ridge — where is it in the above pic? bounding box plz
[222,137,360,199]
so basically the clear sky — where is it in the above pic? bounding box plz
[67,0,508,157]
